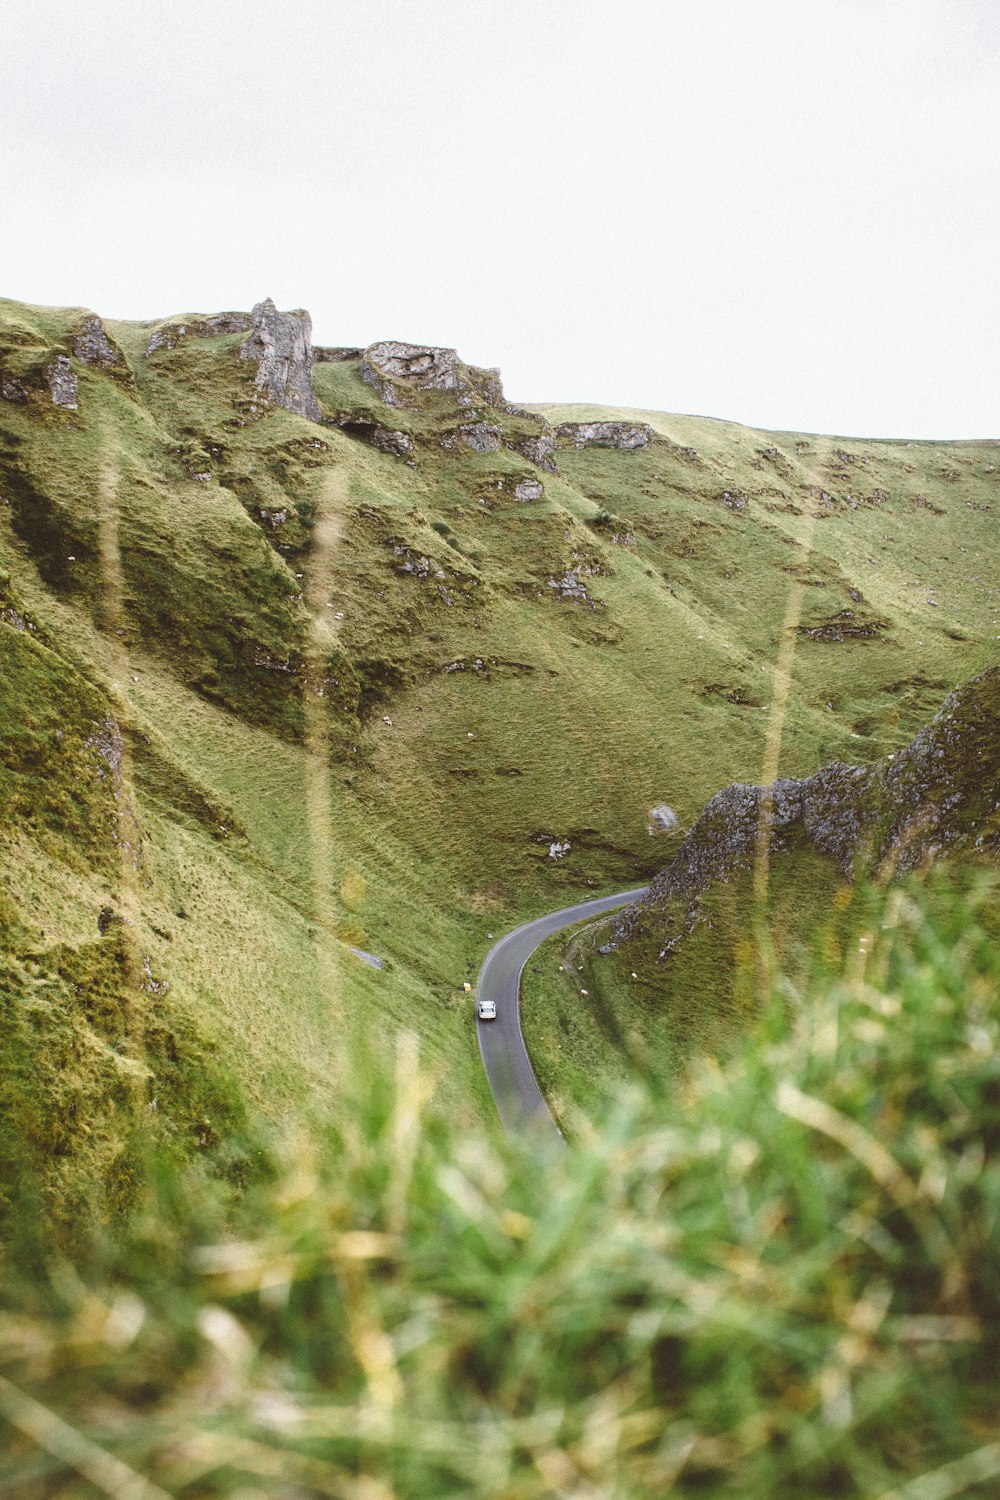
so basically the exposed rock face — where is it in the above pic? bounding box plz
[555,420,653,451]
[798,609,890,644]
[46,355,78,409]
[239,299,321,422]
[371,428,413,458]
[513,478,544,503]
[1,374,28,403]
[336,418,413,459]
[613,667,1000,956]
[548,569,591,602]
[359,341,508,412]
[145,312,253,356]
[315,346,362,363]
[513,431,557,472]
[73,315,127,371]
[467,364,506,408]
[360,342,461,407]
[459,422,502,454]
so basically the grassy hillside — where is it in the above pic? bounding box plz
[1,875,998,1498]
[1,295,998,1234]
[522,669,1000,1122]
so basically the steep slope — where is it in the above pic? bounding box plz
[1,292,998,1232]
[521,669,1000,1117]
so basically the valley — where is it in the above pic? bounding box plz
[1,293,998,1231]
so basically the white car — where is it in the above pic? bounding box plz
[477,999,497,1021]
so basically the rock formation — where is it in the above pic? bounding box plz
[359,341,508,412]
[336,418,414,459]
[0,374,28,403]
[555,420,653,451]
[73,315,127,371]
[238,299,321,422]
[613,667,1000,956]
[46,355,78,409]
[459,422,502,454]
[145,312,253,356]
[360,342,461,407]
[315,345,363,363]
[513,431,558,472]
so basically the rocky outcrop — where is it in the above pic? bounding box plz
[315,346,362,363]
[555,420,653,451]
[1,374,28,403]
[513,478,544,503]
[512,431,557,472]
[239,299,320,422]
[467,364,506,409]
[359,341,508,412]
[613,668,1000,956]
[336,418,414,459]
[73,315,127,371]
[145,312,253,356]
[46,355,78,409]
[459,422,502,454]
[360,342,460,408]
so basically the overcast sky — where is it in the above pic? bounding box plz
[2,0,998,437]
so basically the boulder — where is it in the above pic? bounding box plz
[46,355,78,409]
[239,298,321,422]
[555,420,653,451]
[370,428,414,458]
[336,418,413,458]
[513,478,544,503]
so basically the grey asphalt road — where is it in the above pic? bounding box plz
[475,887,648,1138]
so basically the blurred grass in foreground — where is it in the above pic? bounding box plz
[1,872,999,1499]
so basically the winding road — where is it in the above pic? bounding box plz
[475,887,648,1138]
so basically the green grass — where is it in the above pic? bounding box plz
[1,295,999,1240]
[1,874,998,1497]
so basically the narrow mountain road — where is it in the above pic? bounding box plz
[476,887,648,1138]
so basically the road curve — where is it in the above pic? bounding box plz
[476,887,648,1138]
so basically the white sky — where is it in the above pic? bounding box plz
[2,0,998,437]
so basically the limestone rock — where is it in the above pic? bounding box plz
[459,422,502,454]
[0,374,28,403]
[513,478,544,503]
[555,420,653,451]
[360,342,462,407]
[146,312,253,356]
[612,666,1000,957]
[315,345,362,363]
[239,298,321,422]
[647,804,678,834]
[514,431,557,472]
[548,569,590,601]
[371,428,413,458]
[46,355,78,409]
[337,417,414,459]
[359,341,509,412]
[466,364,506,408]
[73,315,127,371]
